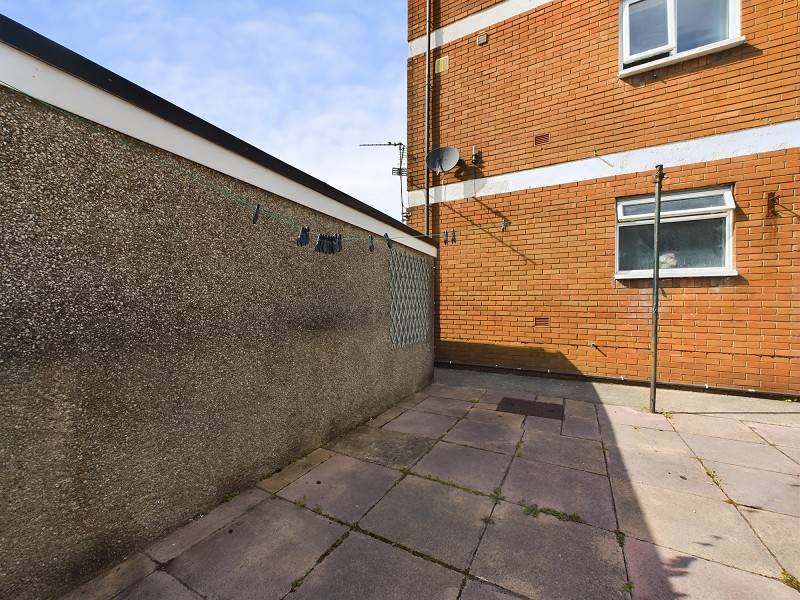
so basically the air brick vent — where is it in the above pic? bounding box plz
[534,133,551,146]
[534,316,550,328]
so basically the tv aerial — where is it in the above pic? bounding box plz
[359,142,407,221]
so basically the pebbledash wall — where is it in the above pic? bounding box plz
[406,0,799,394]
[0,17,435,600]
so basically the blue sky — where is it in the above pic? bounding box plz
[0,0,409,220]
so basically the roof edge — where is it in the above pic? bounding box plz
[0,15,433,247]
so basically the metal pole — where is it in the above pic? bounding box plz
[649,164,665,413]
[423,0,431,236]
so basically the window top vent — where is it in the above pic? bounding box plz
[534,317,550,328]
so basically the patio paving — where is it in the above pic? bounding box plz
[62,370,800,600]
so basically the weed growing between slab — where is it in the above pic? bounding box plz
[614,530,626,548]
[490,487,506,502]
[481,515,496,525]
[295,495,307,508]
[521,503,584,523]
[312,504,323,514]
[783,570,800,592]
[400,470,484,497]
[624,580,634,592]
[291,577,304,590]
[223,490,240,502]
[706,471,721,486]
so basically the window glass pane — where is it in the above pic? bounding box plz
[621,193,727,218]
[677,0,729,52]
[619,218,726,271]
[629,0,670,56]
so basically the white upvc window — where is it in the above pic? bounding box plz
[620,0,742,72]
[615,187,737,279]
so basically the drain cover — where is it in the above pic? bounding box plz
[497,397,564,420]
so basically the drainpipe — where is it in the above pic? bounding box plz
[423,0,431,236]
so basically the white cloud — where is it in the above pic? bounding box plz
[1,0,410,220]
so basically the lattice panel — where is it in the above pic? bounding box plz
[389,250,432,349]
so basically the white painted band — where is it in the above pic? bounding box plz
[0,43,436,256]
[407,120,800,207]
[408,0,553,58]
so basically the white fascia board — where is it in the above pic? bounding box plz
[0,43,436,257]
[408,119,800,206]
[409,0,553,57]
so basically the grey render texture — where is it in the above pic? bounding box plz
[0,83,434,600]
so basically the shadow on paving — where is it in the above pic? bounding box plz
[60,369,800,599]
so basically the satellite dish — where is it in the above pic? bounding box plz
[425,146,460,175]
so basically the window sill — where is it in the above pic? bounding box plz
[619,36,746,78]
[615,268,738,280]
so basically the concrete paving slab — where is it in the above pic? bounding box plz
[360,476,495,570]
[323,425,435,469]
[415,396,473,417]
[114,571,202,600]
[520,430,606,475]
[278,454,399,523]
[704,460,800,517]
[564,399,597,419]
[472,501,628,600]
[146,488,270,563]
[625,537,799,600]
[740,507,800,576]
[424,384,486,402]
[258,449,334,493]
[503,457,616,530]
[612,479,780,576]
[444,419,523,455]
[562,415,601,441]
[598,405,673,431]
[459,579,521,600]
[420,383,447,396]
[412,441,512,495]
[290,531,463,600]
[780,445,800,464]
[748,422,800,448]
[59,553,156,600]
[482,389,537,404]
[167,498,346,600]
[534,395,565,406]
[366,406,406,428]
[681,432,800,475]
[382,409,458,439]
[668,413,763,443]
[601,422,694,456]
[395,392,428,409]
[467,406,525,428]
[606,447,726,500]
[523,415,562,434]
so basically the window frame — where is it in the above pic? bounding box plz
[619,0,744,77]
[615,187,737,280]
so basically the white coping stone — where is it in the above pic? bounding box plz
[407,119,800,207]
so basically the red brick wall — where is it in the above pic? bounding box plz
[409,0,505,41]
[407,0,800,393]
[408,153,799,393]
[407,0,800,191]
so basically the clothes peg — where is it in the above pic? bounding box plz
[314,234,323,253]
[369,234,374,253]
[501,219,508,232]
[384,233,392,249]
[443,230,449,245]
[451,229,456,244]
[252,204,261,224]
